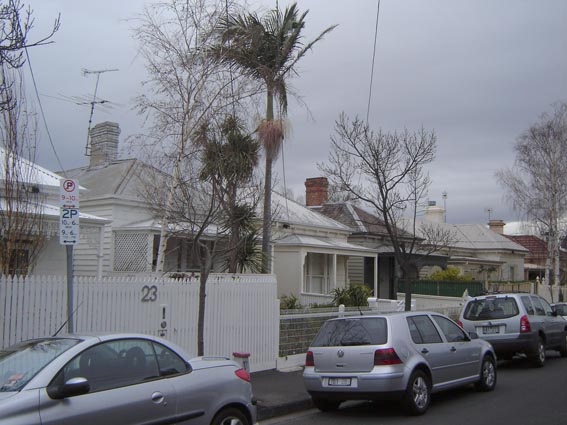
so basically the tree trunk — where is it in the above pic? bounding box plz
[197,245,211,356]
[261,89,275,274]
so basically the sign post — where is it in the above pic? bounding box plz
[59,179,79,333]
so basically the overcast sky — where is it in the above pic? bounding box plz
[25,0,567,228]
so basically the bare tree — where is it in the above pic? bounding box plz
[130,0,258,274]
[132,1,268,355]
[497,102,567,286]
[0,1,59,111]
[0,68,44,274]
[0,1,59,275]
[320,113,454,309]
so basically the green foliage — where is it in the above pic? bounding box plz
[280,294,302,310]
[429,266,472,281]
[331,284,372,307]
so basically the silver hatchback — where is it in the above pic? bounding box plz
[303,311,496,415]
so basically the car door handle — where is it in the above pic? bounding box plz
[152,391,165,404]
[450,346,457,352]
[421,348,429,354]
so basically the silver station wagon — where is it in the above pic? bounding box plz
[303,311,496,415]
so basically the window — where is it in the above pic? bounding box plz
[304,253,331,294]
[432,315,468,343]
[154,342,188,376]
[463,297,519,320]
[56,339,162,393]
[538,297,554,317]
[521,296,535,315]
[407,315,442,344]
[531,296,546,316]
[0,245,30,276]
[311,318,387,347]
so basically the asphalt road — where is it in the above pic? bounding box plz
[262,352,567,425]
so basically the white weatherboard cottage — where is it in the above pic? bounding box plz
[270,192,377,306]
[0,147,108,276]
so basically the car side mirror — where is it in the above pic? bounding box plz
[47,377,90,400]
[468,331,479,340]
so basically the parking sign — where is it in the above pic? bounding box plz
[60,179,79,245]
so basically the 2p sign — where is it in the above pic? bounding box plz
[59,179,80,245]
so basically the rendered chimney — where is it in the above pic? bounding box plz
[305,177,329,207]
[488,219,506,234]
[424,201,445,223]
[89,121,120,167]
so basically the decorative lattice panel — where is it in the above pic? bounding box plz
[114,233,149,272]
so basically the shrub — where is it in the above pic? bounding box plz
[280,293,302,309]
[429,266,472,281]
[331,284,372,307]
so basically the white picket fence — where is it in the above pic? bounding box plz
[0,274,279,372]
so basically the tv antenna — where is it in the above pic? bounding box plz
[82,68,118,156]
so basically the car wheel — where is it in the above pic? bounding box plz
[530,338,546,368]
[210,407,250,425]
[402,369,430,416]
[474,355,497,392]
[312,398,341,412]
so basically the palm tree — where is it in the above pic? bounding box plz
[213,3,336,272]
[196,114,262,273]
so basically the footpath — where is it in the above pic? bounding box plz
[250,367,312,421]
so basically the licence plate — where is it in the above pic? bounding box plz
[328,378,351,386]
[483,326,500,334]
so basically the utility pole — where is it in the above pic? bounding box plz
[82,68,118,155]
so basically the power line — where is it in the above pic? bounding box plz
[366,0,381,124]
[10,0,66,175]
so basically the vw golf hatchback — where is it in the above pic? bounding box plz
[303,311,496,415]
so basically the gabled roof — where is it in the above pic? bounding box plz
[0,147,63,190]
[504,234,547,257]
[313,202,413,238]
[62,159,155,200]
[271,193,351,233]
[443,223,528,252]
[275,234,376,255]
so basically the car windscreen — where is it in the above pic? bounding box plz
[310,317,387,347]
[463,297,520,321]
[0,338,80,392]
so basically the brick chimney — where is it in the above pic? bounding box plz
[89,121,120,167]
[305,177,328,207]
[488,219,506,234]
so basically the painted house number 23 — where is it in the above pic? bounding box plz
[141,285,158,302]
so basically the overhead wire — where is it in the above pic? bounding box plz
[366,0,381,124]
[10,0,67,176]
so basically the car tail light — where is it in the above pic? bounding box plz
[457,320,464,328]
[235,368,251,382]
[305,350,314,367]
[520,315,531,333]
[374,348,402,365]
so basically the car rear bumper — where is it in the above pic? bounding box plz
[303,368,407,398]
[484,332,539,356]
